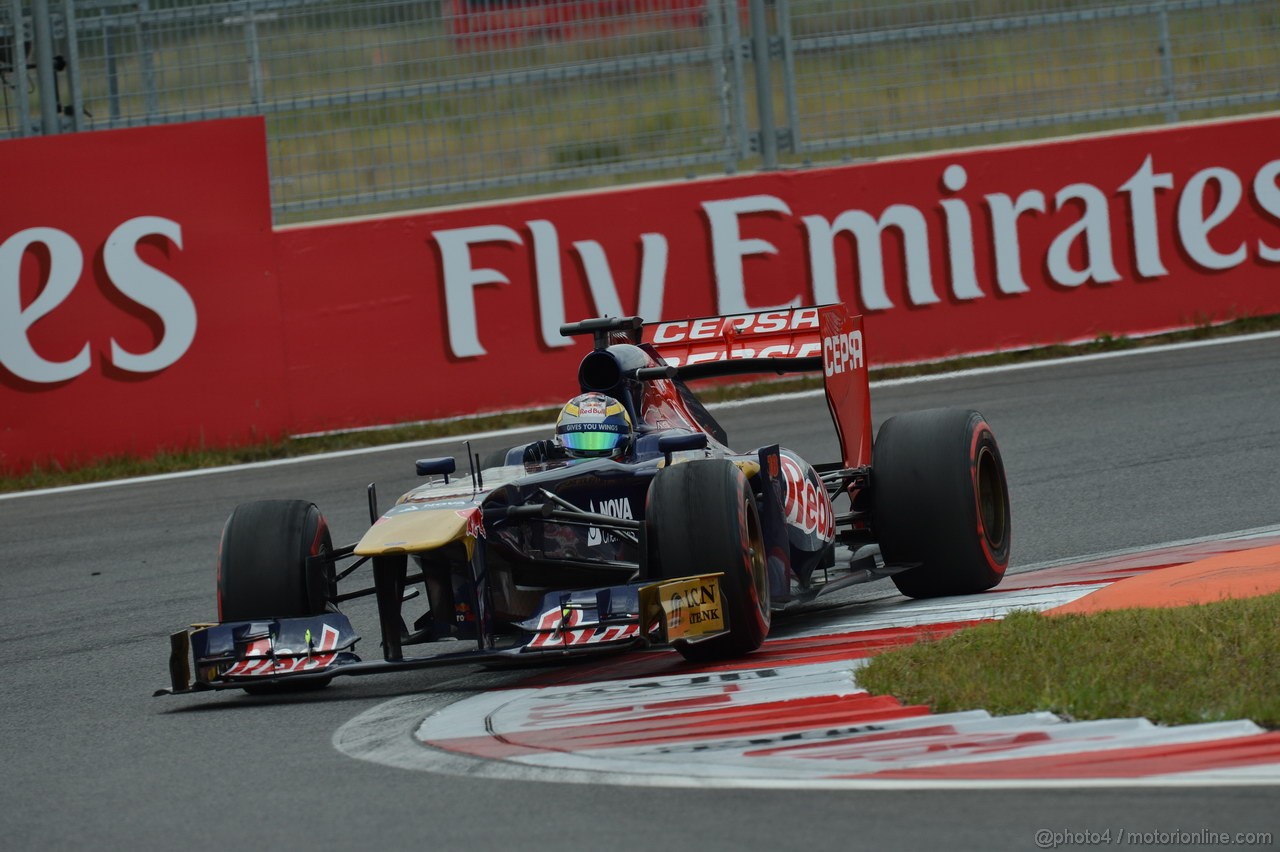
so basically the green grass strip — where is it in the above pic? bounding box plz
[4,313,1278,494]
[857,593,1280,728]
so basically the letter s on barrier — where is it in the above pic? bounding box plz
[105,216,197,374]
[0,219,197,383]
[0,227,91,383]
[1255,160,1280,263]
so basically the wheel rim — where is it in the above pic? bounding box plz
[975,446,1008,552]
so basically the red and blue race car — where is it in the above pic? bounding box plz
[158,303,1010,696]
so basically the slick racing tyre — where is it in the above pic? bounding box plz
[218,500,337,695]
[647,459,770,662]
[217,500,335,621]
[872,408,1011,598]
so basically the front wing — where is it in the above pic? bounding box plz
[156,573,727,695]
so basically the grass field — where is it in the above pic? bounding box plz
[858,593,1280,727]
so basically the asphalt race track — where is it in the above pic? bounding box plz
[3,335,1279,850]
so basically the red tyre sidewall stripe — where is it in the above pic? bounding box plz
[308,508,327,557]
[969,420,1006,574]
[215,516,230,622]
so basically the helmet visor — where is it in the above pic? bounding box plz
[558,423,628,456]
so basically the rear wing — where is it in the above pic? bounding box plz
[642,305,871,469]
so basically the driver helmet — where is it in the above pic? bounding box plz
[556,392,633,459]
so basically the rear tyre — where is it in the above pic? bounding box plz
[218,499,335,621]
[873,408,1011,598]
[647,460,770,662]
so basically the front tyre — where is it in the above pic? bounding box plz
[217,500,335,621]
[217,500,337,694]
[872,408,1011,598]
[647,460,771,662]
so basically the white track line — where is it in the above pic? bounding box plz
[5,330,1277,502]
[1004,523,1280,575]
[335,524,1280,790]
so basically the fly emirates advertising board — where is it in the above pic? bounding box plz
[2,114,1278,472]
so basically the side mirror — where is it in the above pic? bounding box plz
[657,432,708,464]
[416,457,457,479]
[636,365,677,381]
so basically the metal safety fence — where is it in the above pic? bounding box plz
[3,0,1277,222]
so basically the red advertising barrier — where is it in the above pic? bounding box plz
[3,113,1279,473]
[277,113,1280,434]
[0,118,290,473]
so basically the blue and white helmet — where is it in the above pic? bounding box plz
[555,392,633,459]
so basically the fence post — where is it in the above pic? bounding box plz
[708,0,734,172]
[224,8,275,110]
[103,10,119,121]
[6,0,32,136]
[776,0,797,155]
[748,0,777,169]
[724,0,749,169]
[60,0,82,131]
[30,0,57,133]
[1156,0,1178,123]
[247,16,264,108]
[137,0,159,118]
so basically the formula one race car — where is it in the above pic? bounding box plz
[158,303,1011,696]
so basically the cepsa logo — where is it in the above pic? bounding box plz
[648,308,824,365]
[823,329,864,376]
[651,307,820,343]
[0,217,195,383]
